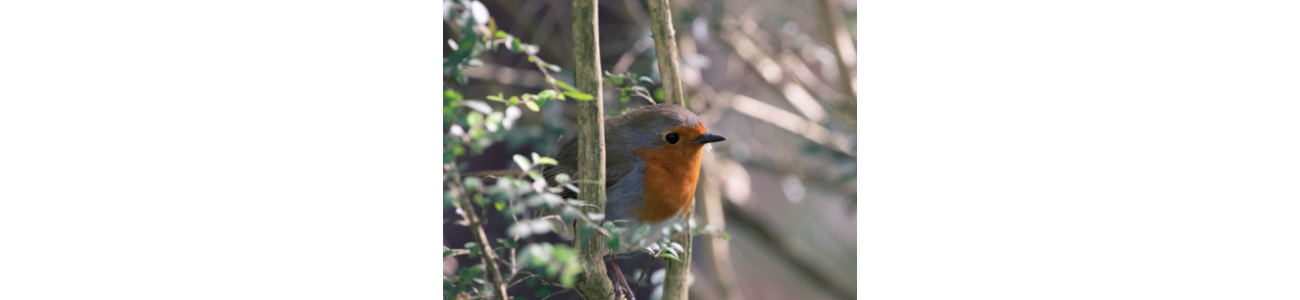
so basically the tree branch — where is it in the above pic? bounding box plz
[647,0,687,109]
[452,169,509,300]
[571,0,617,299]
[646,0,693,299]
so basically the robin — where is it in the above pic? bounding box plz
[542,103,725,299]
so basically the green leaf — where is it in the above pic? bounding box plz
[577,223,594,243]
[466,111,483,127]
[654,87,665,101]
[485,112,503,132]
[563,90,594,101]
[525,101,540,112]
[508,95,519,106]
[486,93,504,102]
[494,202,505,211]
[525,276,538,288]
[528,170,543,181]
[494,31,506,39]
[514,154,531,170]
[639,76,654,84]
[462,176,482,191]
[444,89,462,100]
[552,79,578,92]
[535,157,558,165]
[509,222,533,237]
[659,252,681,261]
[443,250,453,258]
[633,224,650,240]
[531,152,541,163]
[605,224,621,251]
[534,285,550,298]
[612,76,624,86]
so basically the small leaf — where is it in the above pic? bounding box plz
[555,173,570,183]
[443,250,453,258]
[462,176,481,191]
[535,157,558,165]
[531,152,541,164]
[607,234,621,251]
[587,213,605,221]
[514,154,531,170]
[529,219,552,234]
[563,90,594,100]
[466,111,484,127]
[444,89,462,100]
[525,101,540,112]
[469,1,489,25]
[639,76,654,84]
[484,112,503,132]
[449,124,465,136]
[552,79,577,92]
[577,223,594,243]
[494,202,505,211]
[534,285,550,298]
[612,76,623,86]
[509,222,532,237]
[502,106,520,129]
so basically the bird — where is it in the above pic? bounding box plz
[542,103,725,299]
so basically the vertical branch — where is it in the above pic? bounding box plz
[571,0,616,299]
[814,0,857,113]
[647,0,687,108]
[453,171,508,300]
[697,152,740,300]
[647,0,692,299]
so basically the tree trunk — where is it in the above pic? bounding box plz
[571,0,616,299]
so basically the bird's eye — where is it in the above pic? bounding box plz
[665,132,680,144]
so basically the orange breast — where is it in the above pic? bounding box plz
[633,124,707,223]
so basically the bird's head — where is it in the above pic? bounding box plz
[612,104,726,153]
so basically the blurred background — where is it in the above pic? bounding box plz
[444,0,857,299]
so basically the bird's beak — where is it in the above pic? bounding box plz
[694,132,727,144]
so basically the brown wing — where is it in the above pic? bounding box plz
[541,136,633,201]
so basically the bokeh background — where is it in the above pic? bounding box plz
[444,0,857,299]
